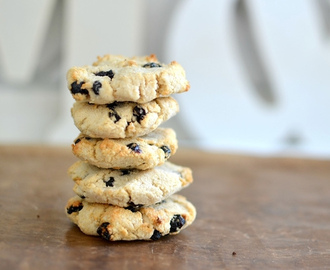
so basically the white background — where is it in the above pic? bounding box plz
[0,0,330,158]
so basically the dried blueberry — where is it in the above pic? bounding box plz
[74,138,81,144]
[97,222,111,240]
[120,169,131,176]
[150,230,162,240]
[95,70,114,80]
[67,203,83,214]
[92,81,102,95]
[109,110,121,123]
[125,203,143,212]
[127,143,142,154]
[133,106,146,123]
[105,177,115,187]
[160,145,171,159]
[70,81,88,95]
[106,102,118,109]
[143,62,162,68]
[106,103,121,123]
[170,215,186,233]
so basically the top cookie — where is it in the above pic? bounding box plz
[67,54,190,104]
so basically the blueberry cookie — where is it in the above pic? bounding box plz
[67,54,190,104]
[65,194,196,241]
[68,160,193,207]
[72,128,178,170]
[71,97,179,139]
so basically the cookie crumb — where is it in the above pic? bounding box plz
[232,251,237,256]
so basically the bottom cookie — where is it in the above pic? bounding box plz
[65,194,196,241]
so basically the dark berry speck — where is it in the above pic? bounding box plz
[74,138,81,144]
[125,203,144,212]
[170,214,186,233]
[92,81,102,95]
[133,106,146,123]
[67,203,83,214]
[95,70,114,80]
[106,102,118,109]
[160,145,171,159]
[150,230,162,240]
[155,200,166,205]
[109,110,121,123]
[70,81,88,95]
[106,103,121,123]
[97,222,111,240]
[143,62,162,68]
[105,177,115,187]
[127,143,142,154]
[121,169,131,176]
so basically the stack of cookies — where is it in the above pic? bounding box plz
[64,54,196,241]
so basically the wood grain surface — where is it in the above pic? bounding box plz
[0,146,330,269]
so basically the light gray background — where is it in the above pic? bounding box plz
[1,0,329,158]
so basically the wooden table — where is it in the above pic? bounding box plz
[1,146,330,269]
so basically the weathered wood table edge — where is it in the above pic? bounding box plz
[1,145,330,269]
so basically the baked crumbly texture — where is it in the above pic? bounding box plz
[68,160,193,207]
[67,54,190,104]
[72,128,178,170]
[65,194,196,241]
[71,97,179,139]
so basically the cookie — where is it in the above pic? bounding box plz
[65,194,196,241]
[67,54,190,104]
[71,97,179,139]
[72,128,178,170]
[68,160,193,207]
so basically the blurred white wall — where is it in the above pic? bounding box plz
[0,0,330,158]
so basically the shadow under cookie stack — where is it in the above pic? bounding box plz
[65,54,196,241]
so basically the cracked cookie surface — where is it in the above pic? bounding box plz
[71,97,179,139]
[65,194,196,241]
[72,128,178,170]
[67,54,190,104]
[68,160,193,207]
